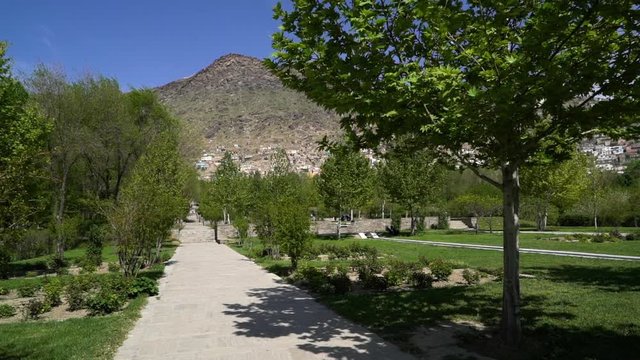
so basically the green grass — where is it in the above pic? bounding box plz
[232,237,640,359]
[407,231,640,256]
[475,216,640,233]
[0,241,178,359]
[0,297,146,360]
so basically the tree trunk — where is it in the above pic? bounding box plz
[336,218,341,239]
[410,208,416,236]
[213,221,219,243]
[501,164,522,346]
[381,200,385,219]
[489,215,493,234]
[54,167,69,260]
[350,209,354,222]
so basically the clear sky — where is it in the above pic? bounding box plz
[2,0,290,89]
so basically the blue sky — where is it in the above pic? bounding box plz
[2,0,290,89]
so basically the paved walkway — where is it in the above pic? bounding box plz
[115,218,413,360]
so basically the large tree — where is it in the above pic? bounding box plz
[0,42,51,247]
[316,146,374,238]
[379,145,445,234]
[520,151,590,230]
[268,0,639,345]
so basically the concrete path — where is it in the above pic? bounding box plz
[380,237,640,261]
[115,219,413,360]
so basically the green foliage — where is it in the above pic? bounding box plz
[429,259,453,282]
[273,197,311,270]
[436,213,449,230]
[25,271,39,278]
[293,265,331,294]
[384,260,416,287]
[380,145,445,234]
[85,225,104,267]
[46,256,68,275]
[17,283,39,298]
[43,278,63,307]
[0,303,16,318]
[108,262,121,273]
[0,246,12,279]
[22,299,49,319]
[110,132,189,277]
[86,290,126,316]
[316,146,374,238]
[462,269,481,286]
[328,268,352,295]
[127,276,158,298]
[65,275,98,311]
[0,286,9,295]
[410,271,434,289]
[0,43,52,243]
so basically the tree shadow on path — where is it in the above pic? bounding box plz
[223,285,413,359]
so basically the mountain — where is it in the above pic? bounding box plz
[155,54,341,173]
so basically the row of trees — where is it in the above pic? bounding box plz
[0,43,192,277]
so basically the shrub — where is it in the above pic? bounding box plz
[591,233,611,243]
[25,271,39,277]
[17,284,39,298]
[328,270,351,294]
[429,259,453,281]
[85,225,104,266]
[0,304,16,318]
[0,247,11,279]
[101,273,131,294]
[410,271,434,289]
[625,231,640,241]
[65,275,98,311]
[108,262,121,273]
[462,269,481,285]
[437,213,449,230]
[362,274,389,291]
[479,267,503,281]
[78,258,97,274]
[43,278,63,307]
[127,277,158,298]
[353,257,384,284]
[22,299,49,319]
[297,265,328,292]
[384,260,416,286]
[417,255,430,267]
[0,286,9,295]
[86,290,126,315]
[609,230,624,240]
[46,256,68,275]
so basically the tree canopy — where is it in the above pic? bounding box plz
[269,0,640,345]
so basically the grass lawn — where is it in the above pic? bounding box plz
[232,237,640,359]
[0,241,179,359]
[476,216,640,233]
[408,231,640,256]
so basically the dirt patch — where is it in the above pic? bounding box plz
[0,292,91,324]
[67,262,111,276]
[408,320,495,360]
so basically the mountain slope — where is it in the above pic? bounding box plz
[155,54,341,171]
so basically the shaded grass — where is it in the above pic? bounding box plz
[231,237,640,359]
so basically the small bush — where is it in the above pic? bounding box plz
[108,262,121,273]
[437,213,449,230]
[25,271,39,277]
[417,255,430,267]
[79,258,97,274]
[22,299,49,319]
[46,256,68,275]
[410,271,434,289]
[362,274,389,291]
[384,260,416,286]
[591,233,610,243]
[17,284,39,298]
[85,225,104,266]
[625,231,640,241]
[297,265,329,293]
[127,277,158,298]
[479,267,503,281]
[328,270,351,294]
[86,290,126,315]
[462,269,481,285]
[43,278,63,307]
[0,304,16,318]
[65,275,98,311]
[353,256,384,283]
[429,259,453,281]
[0,287,9,295]
[609,230,624,240]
